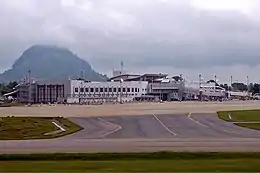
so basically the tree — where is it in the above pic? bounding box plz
[232,82,248,92]
[0,81,18,95]
[220,84,231,91]
[249,83,254,93]
[250,83,260,94]
[172,76,182,81]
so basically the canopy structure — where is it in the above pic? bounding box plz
[3,90,18,97]
[109,73,168,82]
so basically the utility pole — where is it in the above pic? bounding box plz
[199,74,202,88]
[259,80,260,94]
[120,78,123,104]
[199,74,202,101]
[247,76,249,93]
[28,69,31,105]
[214,75,217,92]
[120,61,124,74]
[80,70,84,80]
[179,74,183,101]
[230,76,233,91]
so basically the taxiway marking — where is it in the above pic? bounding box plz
[152,114,177,136]
[188,112,209,128]
[223,129,243,135]
[97,117,122,138]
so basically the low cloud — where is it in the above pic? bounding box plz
[0,0,260,82]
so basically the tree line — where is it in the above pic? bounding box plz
[0,81,18,95]
[219,83,260,94]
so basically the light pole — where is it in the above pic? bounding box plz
[230,76,233,91]
[258,80,260,95]
[247,76,249,94]
[120,78,123,104]
[80,81,83,104]
[199,74,202,101]
[179,74,183,101]
[28,69,31,105]
[214,75,217,92]
[199,74,203,88]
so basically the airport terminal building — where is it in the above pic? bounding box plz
[11,70,227,104]
[66,73,183,104]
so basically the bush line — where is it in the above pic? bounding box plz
[1,152,260,161]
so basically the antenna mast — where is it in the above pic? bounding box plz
[120,61,124,73]
[247,76,249,92]
[80,69,84,80]
[28,69,31,105]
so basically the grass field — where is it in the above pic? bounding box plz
[235,123,260,130]
[0,117,82,140]
[2,159,260,172]
[218,109,260,122]
[1,152,260,172]
[218,110,260,131]
[0,102,24,107]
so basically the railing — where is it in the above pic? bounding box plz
[149,83,180,90]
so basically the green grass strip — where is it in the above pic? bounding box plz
[1,159,260,172]
[218,109,260,122]
[0,117,82,140]
[1,152,260,161]
[235,123,260,130]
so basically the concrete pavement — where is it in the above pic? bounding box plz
[1,113,260,153]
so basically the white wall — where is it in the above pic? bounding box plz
[67,97,79,104]
[185,82,226,97]
[67,80,148,103]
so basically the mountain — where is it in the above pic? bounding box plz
[0,45,108,83]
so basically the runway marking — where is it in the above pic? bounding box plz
[228,113,232,120]
[97,118,122,138]
[223,129,243,136]
[52,121,66,132]
[152,114,177,136]
[187,112,208,128]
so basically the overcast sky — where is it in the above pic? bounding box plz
[1,0,260,83]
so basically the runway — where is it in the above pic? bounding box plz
[1,113,260,153]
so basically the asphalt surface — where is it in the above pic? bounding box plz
[1,113,260,153]
[67,114,260,139]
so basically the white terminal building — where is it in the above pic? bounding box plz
[12,69,229,104]
[66,70,170,104]
[67,80,148,104]
[66,69,227,104]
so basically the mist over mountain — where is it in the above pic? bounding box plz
[0,45,108,83]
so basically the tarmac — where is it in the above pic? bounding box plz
[1,112,260,153]
[1,100,260,117]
